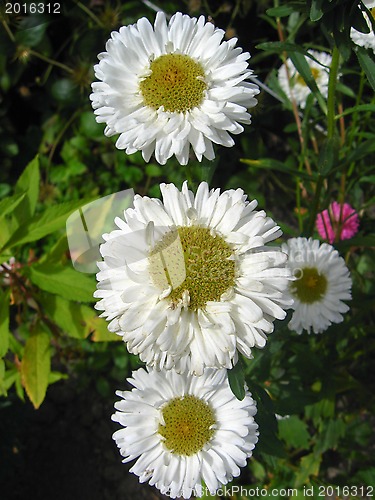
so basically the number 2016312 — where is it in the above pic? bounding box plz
[5,3,61,14]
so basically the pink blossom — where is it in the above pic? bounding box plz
[316,202,359,244]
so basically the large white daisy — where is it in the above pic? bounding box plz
[350,1,375,53]
[277,50,332,109]
[94,181,292,375]
[281,237,352,334]
[90,11,259,165]
[112,367,258,499]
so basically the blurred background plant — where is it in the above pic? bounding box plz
[0,0,374,498]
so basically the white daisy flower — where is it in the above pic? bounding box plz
[281,237,352,334]
[350,1,375,53]
[112,367,258,499]
[94,181,293,375]
[90,11,259,165]
[277,50,332,109]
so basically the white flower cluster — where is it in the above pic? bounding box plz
[90,11,352,499]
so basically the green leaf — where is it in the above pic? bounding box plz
[305,399,335,426]
[49,371,69,384]
[14,155,40,222]
[356,47,375,91]
[0,217,12,248]
[289,52,327,114]
[21,323,51,409]
[228,359,246,400]
[39,234,69,264]
[266,5,295,17]
[294,453,322,488]
[241,157,317,181]
[256,41,310,56]
[0,359,5,396]
[309,0,324,21]
[336,234,375,250]
[0,289,10,358]
[247,381,286,458]
[89,316,122,341]
[0,192,27,217]
[42,294,95,339]
[335,103,375,118]
[15,15,49,47]
[1,198,94,250]
[278,415,310,449]
[314,419,346,453]
[28,263,96,302]
[345,138,375,165]
[318,135,340,175]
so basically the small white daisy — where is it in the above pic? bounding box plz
[281,237,352,334]
[94,181,292,375]
[112,367,258,499]
[350,1,375,53]
[90,11,259,165]
[277,50,332,109]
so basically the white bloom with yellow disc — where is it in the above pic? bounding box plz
[281,237,352,334]
[94,181,292,375]
[90,11,259,165]
[112,367,258,499]
[277,50,332,109]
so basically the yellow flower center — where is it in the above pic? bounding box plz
[291,267,328,304]
[148,225,236,311]
[139,54,206,113]
[158,395,215,456]
[296,67,320,86]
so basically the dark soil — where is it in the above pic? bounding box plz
[0,379,168,500]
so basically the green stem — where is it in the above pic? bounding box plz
[29,49,74,74]
[307,47,340,235]
[307,175,323,236]
[76,1,105,28]
[327,46,340,140]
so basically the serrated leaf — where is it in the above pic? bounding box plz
[2,198,94,251]
[356,47,375,91]
[28,263,96,302]
[294,453,322,488]
[0,289,10,358]
[278,415,310,449]
[42,294,95,339]
[228,360,246,400]
[21,324,51,409]
[314,419,346,453]
[14,155,40,222]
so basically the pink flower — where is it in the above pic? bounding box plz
[316,202,359,244]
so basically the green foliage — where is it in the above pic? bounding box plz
[0,0,374,496]
[20,322,51,409]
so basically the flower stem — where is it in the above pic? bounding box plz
[29,49,74,74]
[327,46,340,140]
